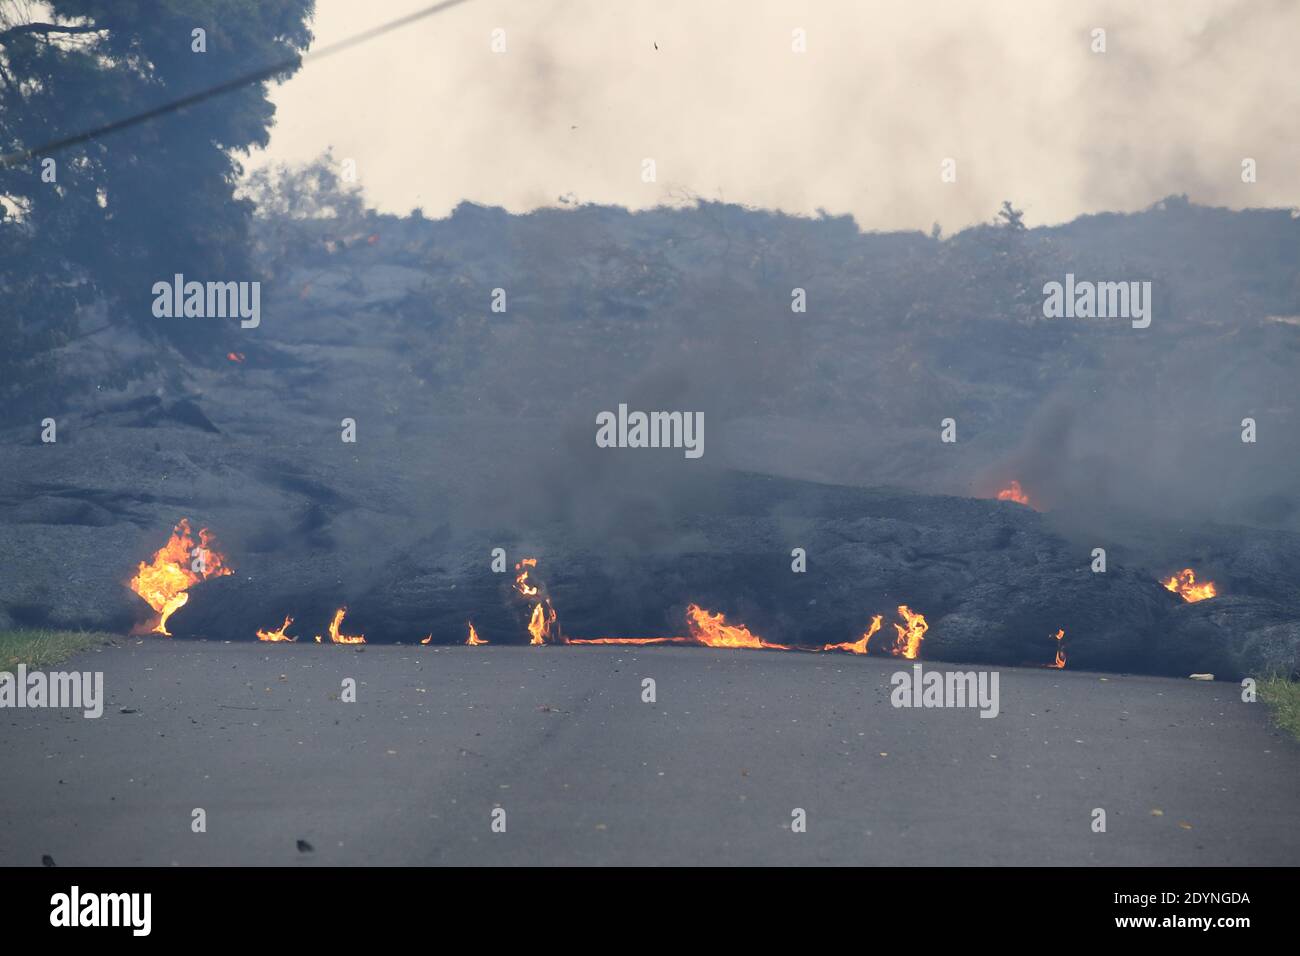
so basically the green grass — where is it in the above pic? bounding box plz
[1260,678,1300,742]
[0,629,119,672]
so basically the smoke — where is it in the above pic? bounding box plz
[252,0,1300,231]
[995,331,1300,534]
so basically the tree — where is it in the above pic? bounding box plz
[996,200,1026,231]
[0,0,315,416]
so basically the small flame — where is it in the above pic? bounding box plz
[256,615,296,642]
[128,519,232,636]
[996,480,1033,508]
[1048,627,1066,668]
[319,607,365,644]
[514,558,540,598]
[889,605,928,660]
[1163,568,1217,603]
[824,615,883,655]
[226,352,245,363]
[466,622,488,645]
[420,633,432,645]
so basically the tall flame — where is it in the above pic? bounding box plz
[824,615,883,655]
[128,519,232,635]
[528,603,557,644]
[466,622,488,645]
[319,607,365,644]
[889,605,928,660]
[516,558,559,644]
[1163,568,1217,603]
[256,615,296,642]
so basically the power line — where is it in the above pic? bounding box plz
[0,0,473,170]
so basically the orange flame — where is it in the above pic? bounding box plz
[516,558,559,644]
[319,607,365,644]
[685,604,792,650]
[559,605,928,657]
[514,558,540,598]
[420,633,432,645]
[1163,568,1217,603]
[128,519,233,635]
[824,615,883,655]
[1048,628,1066,668]
[466,622,488,645]
[889,605,928,660]
[528,602,557,644]
[996,480,1032,508]
[256,615,297,642]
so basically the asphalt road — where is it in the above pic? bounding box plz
[2,640,1296,866]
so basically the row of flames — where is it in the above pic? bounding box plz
[253,608,365,645]
[128,519,1222,666]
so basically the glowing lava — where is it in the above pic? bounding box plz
[255,615,296,642]
[996,480,1033,508]
[566,636,691,646]
[564,605,927,657]
[1163,568,1217,603]
[319,607,365,644]
[824,615,884,655]
[889,605,928,660]
[128,519,233,636]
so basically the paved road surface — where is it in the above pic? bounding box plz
[2,641,1296,865]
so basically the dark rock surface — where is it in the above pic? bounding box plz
[5,411,1292,679]
[173,473,1298,680]
[2,199,1297,680]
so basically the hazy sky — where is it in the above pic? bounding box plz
[250,0,1300,231]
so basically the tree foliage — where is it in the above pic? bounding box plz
[0,0,314,413]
